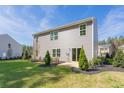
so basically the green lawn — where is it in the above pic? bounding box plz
[0,60,124,88]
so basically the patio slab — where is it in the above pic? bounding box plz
[58,62,79,68]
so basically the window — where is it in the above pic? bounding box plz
[52,49,61,57]
[8,43,11,48]
[77,48,81,61]
[57,49,60,57]
[50,32,58,40]
[52,49,56,57]
[80,24,86,36]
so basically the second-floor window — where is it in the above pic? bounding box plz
[80,24,86,36]
[50,32,58,40]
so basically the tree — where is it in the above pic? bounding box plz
[113,49,124,67]
[107,37,112,44]
[99,40,106,45]
[44,50,51,66]
[111,42,117,58]
[79,46,89,70]
[22,45,32,59]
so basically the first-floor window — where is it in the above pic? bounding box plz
[52,49,61,57]
[57,49,60,57]
[52,49,56,57]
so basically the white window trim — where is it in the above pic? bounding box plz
[79,23,87,36]
[50,32,58,40]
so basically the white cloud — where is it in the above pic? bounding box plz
[99,6,124,41]
[0,6,61,45]
[0,6,37,45]
[39,6,59,30]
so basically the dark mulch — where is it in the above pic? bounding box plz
[71,65,124,74]
[38,61,66,67]
[39,64,57,67]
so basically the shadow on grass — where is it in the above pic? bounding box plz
[0,61,72,88]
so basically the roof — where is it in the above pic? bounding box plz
[33,17,95,37]
[98,44,111,48]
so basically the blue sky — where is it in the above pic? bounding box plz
[0,5,124,45]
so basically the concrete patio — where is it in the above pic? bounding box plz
[58,62,79,68]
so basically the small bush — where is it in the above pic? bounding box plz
[106,58,113,65]
[113,49,124,67]
[44,50,51,66]
[88,60,97,69]
[89,57,103,69]
[105,53,110,58]
[79,46,89,71]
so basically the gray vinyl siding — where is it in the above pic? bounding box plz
[0,34,22,58]
[33,19,97,62]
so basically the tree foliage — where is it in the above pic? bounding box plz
[113,49,124,67]
[99,36,124,46]
[99,36,124,57]
[44,50,51,66]
[22,45,32,59]
[79,46,89,70]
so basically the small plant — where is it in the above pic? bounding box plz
[88,60,97,69]
[79,46,89,70]
[113,49,124,67]
[106,58,113,65]
[44,50,51,66]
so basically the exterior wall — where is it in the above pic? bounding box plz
[98,46,112,57]
[118,45,124,53]
[33,19,97,62]
[0,34,22,58]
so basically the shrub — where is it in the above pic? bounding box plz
[106,58,113,65]
[88,60,97,69]
[105,53,110,58]
[113,49,124,67]
[79,46,89,70]
[93,57,101,65]
[88,57,103,69]
[44,50,51,66]
[22,45,32,59]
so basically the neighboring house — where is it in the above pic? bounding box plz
[0,34,22,59]
[98,44,112,57]
[118,44,124,52]
[32,17,98,62]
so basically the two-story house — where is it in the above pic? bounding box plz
[32,17,98,62]
[98,44,112,57]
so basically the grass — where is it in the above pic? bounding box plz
[0,60,124,88]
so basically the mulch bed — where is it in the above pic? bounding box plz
[71,65,124,74]
[38,61,65,67]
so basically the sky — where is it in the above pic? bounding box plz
[0,5,124,45]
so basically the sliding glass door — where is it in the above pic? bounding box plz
[72,48,76,61]
[72,48,81,61]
